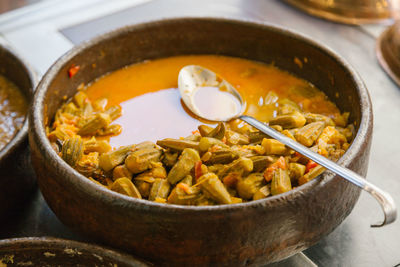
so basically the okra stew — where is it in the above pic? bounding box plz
[48,55,354,206]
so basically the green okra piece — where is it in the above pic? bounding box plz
[250,155,277,172]
[197,173,232,204]
[113,164,133,180]
[78,113,111,136]
[199,122,226,140]
[82,102,93,117]
[134,141,157,151]
[132,165,166,198]
[207,164,224,174]
[271,168,292,195]
[270,125,283,132]
[167,148,200,184]
[335,126,354,142]
[105,105,122,121]
[278,98,300,114]
[203,148,238,165]
[209,122,226,140]
[62,102,80,116]
[269,110,306,129]
[304,113,335,126]
[73,91,88,108]
[93,98,108,111]
[248,131,268,144]
[198,137,229,152]
[253,185,271,200]
[99,145,134,172]
[184,133,202,141]
[84,138,112,154]
[125,147,162,174]
[48,126,71,142]
[167,182,201,205]
[294,121,325,147]
[133,179,153,198]
[149,178,171,201]
[217,157,253,178]
[236,173,265,200]
[110,177,142,199]
[181,175,193,186]
[61,136,84,167]
[75,159,100,177]
[298,165,325,185]
[162,151,179,168]
[198,125,213,137]
[262,138,288,155]
[288,163,306,182]
[97,124,122,136]
[156,138,199,152]
[225,130,250,146]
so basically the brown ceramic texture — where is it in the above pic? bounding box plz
[0,44,37,216]
[0,237,150,266]
[376,21,400,87]
[29,18,373,266]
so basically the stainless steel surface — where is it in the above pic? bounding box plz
[178,64,396,227]
[1,0,400,266]
[241,115,397,227]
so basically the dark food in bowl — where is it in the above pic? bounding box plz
[0,75,28,151]
[0,44,36,217]
[48,55,354,205]
[30,18,373,265]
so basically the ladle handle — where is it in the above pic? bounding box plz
[240,115,397,227]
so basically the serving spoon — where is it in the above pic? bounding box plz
[178,65,397,227]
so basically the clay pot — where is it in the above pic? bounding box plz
[29,18,372,266]
[0,237,149,266]
[0,44,37,216]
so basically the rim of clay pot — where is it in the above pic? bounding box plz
[0,237,149,266]
[31,17,372,212]
[376,21,400,87]
[0,44,37,162]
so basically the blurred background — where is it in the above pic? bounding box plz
[0,0,40,14]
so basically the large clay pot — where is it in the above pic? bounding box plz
[29,18,373,266]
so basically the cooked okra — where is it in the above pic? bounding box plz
[49,90,354,206]
[110,177,142,198]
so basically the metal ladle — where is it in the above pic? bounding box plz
[178,65,397,227]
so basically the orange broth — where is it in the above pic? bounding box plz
[85,55,340,147]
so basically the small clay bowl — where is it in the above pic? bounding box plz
[0,237,150,266]
[0,44,37,216]
[29,18,373,266]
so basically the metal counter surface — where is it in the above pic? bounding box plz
[1,0,399,266]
